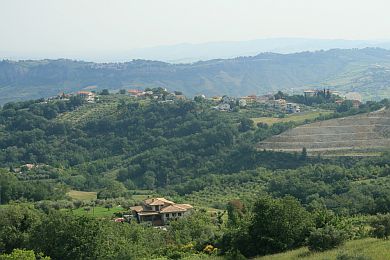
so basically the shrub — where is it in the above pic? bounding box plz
[0,249,50,260]
[308,225,347,252]
[370,214,390,239]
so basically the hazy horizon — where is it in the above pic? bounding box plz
[3,37,390,63]
[2,0,390,61]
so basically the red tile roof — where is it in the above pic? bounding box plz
[130,205,143,212]
[159,204,188,213]
[144,198,174,206]
[77,91,93,95]
[128,89,143,94]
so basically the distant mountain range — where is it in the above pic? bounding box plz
[1,48,390,104]
[3,38,390,63]
[122,38,390,63]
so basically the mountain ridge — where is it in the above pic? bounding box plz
[1,48,390,104]
[4,38,390,63]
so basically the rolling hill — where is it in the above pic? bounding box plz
[1,48,390,104]
[257,108,390,155]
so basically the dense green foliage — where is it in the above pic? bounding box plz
[221,196,313,257]
[267,159,390,215]
[0,249,49,260]
[0,96,312,202]
[370,214,390,239]
[0,205,218,260]
[0,170,66,204]
[0,94,389,259]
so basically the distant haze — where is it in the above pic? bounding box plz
[3,38,390,63]
[100,38,390,63]
[1,0,390,62]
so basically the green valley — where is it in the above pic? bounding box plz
[0,90,389,259]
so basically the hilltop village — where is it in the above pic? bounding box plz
[49,86,363,116]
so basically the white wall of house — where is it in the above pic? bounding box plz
[162,211,186,223]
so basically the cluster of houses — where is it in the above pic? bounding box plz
[212,94,302,114]
[211,89,363,113]
[52,87,362,112]
[304,89,362,108]
[128,89,186,102]
[54,91,97,103]
[11,163,47,173]
[77,91,97,103]
[129,197,193,226]
[303,89,343,98]
[52,88,187,104]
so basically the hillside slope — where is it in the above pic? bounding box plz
[257,238,390,260]
[257,109,390,155]
[1,48,390,104]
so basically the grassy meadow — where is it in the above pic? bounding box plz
[71,205,125,218]
[256,238,390,260]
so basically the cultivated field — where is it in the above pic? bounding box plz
[252,110,332,125]
[66,190,97,201]
[257,109,390,155]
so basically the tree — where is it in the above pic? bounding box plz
[100,89,110,95]
[68,95,84,108]
[167,211,216,249]
[30,212,103,260]
[301,147,307,160]
[227,200,245,227]
[246,196,313,256]
[238,118,254,132]
[371,214,390,239]
[336,100,353,113]
[274,91,286,100]
[194,95,205,103]
[257,122,269,129]
[0,205,41,253]
[119,89,126,95]
[104,203,113,211]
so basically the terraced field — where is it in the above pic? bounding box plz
[257,109,390,155]
[252,110,333,126]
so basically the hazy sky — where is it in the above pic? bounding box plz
[1,0,390,54]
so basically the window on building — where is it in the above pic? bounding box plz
[166,214,169,218]
[172,213,176,217]
[178,213,182,216]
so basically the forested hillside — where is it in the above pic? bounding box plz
[0,93,309,199]
[2,48,390,104]
[1,94,390,259]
